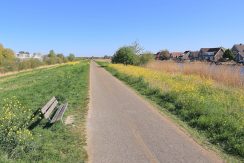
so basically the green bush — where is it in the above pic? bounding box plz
[139,52,154,65]
[112,46,139,65]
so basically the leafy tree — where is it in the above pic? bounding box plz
[0,44,4,53]
[63,57,68,63]
[104,55,110,59]
[0,44,15,66]
[112,46,139,65]
[223,49,234,60]
[57,53,65,63]
[159,50,170,60]
[47,50,57,64]
[0,44,4,65]
[67,53,75,61]
[57,53,64,59]
[48,50,56,58]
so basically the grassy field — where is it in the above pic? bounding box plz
[97,61,244,161]
[0,61,89,162]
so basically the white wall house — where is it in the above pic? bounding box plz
[32,53,43,61]
[16,52,43,61]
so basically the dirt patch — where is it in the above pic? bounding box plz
[65,115,75,125]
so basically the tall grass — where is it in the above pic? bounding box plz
[146,61,244,87]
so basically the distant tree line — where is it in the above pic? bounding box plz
[0,43,77,73]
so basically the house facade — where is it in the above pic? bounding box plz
[32,53,43,61]
[170,52,183,59]
[181,50,192,60]
[232,44,244,63]
[16,52,31,60]
[199,48,224,62]
[16,51,43,61]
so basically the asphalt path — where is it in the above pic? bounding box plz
[87,61,222,163]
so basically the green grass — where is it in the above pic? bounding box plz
[97,61,244,162]
[0,61,89,162]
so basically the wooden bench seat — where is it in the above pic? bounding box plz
[41,97,68,123]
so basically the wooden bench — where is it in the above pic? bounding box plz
[41,97,68,123]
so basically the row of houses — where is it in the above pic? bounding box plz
[16,51,43,61]
[156,44,244,63]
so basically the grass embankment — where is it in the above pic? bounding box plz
[97,61,244,161]
[0,61,89,162]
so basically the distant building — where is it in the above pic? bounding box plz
[178,50,199,61]
[180,51,191,60]
[170,52,183,59]
[181,51,199,60]
[16,51,43,61]
[188,51,199,60]
[232,44,244,63]
[155,52,161,60]
[199,48,225,62]
[32,53,43,61]
[16,51,30,60]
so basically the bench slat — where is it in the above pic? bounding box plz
[56,103,68,122]
[44,100,58,119]
[41,97,56,114]
[50,104,64,123]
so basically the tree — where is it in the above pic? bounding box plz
[131,41,144,55]
[104,55,110,59]
[57,53,64,59]
[223,49,234,60]
[159,50,170,60]
[112,46,139,65]
[2,48,15,59]
[55,53,64,63]
[48,50,56,58]
[0,45,15,66]
[67,53,75,61]
[47,50,57,64]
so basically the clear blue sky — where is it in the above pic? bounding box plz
[1,0,244,57]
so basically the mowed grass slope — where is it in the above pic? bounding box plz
[97,62,244,161]
[0,61,89,162]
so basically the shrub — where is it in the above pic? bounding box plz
[0,97,35,159]
[67,53,75,61]
[139,52,154,65]
[112,46,139,65]
[158,50,170,60]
